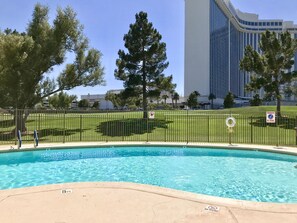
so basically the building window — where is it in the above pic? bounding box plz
[210,0,229,98]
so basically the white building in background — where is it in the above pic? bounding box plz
[106,89,123,95]
[81,89,124,110]
[71,100,78,109]
[80,94,114,110]
[185,0,297,99]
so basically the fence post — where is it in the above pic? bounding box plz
[186,109,189,143]
[80,115,82,141]
[14,108,18,145]
[250,116,253,144]
[106,112,109,142]
[122,115,125,142]
[146,116,149,142]
[0,113,3,143]
[63,111,66,143]
[229,111,232,145]
[295,116,297,146]
[164,115,167,142]
[208,115,210,142]
[276,116,279,147]
[277,125,280,147]
[38,113,41,132]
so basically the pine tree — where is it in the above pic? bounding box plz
[240,31,297,116]
[208,93,216,109]
[187,91,200,109]
[172,92,180,108]
[114,12,169,118]
[224,92,234,108]
[249,94,262,106]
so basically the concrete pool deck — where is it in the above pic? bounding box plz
[0,182,297,223]
[0,142,297,222]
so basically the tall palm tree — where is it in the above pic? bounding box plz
[172,92,180,108]
[162,94,169,104]
[208,93,216,109]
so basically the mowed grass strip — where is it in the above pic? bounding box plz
[0,106,296,146]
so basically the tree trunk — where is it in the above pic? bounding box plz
[142,73,148,119]
[13,110,29,133]
[143,92,148,119]
[211,99,214,109]
[276,97,281,117]
[142,57,148,119]
[16,115,27,132]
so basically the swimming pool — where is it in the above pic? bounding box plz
[0,146,297,203]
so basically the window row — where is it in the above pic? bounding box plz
[243,27,283,31]
[236,17,282,27]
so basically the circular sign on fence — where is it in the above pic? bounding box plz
[225,117,236,128]
[149,111,155,119]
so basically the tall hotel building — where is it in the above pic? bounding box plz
[185,0,297,99]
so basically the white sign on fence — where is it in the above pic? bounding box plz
[266,111,276,123]
[149,111,155,119]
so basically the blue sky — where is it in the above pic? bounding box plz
[0,0,297,98]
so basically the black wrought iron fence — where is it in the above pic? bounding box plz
[0,109,296,147]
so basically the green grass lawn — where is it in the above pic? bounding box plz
[195,105,297,114]
[0,106,296,146]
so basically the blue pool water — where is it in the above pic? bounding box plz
[0,146,297,203]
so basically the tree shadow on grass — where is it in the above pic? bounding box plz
[38,128,90,138]
[0,120,14,127]
[0,128,91,142]
[251,116,296,130]
[0,119,34,128]
[96,118,172,137]
[0,131,15,141]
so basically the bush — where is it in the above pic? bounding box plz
[224,92,234,108]
[250,94,262,106]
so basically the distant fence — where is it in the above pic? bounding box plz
[0,109,296,147]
